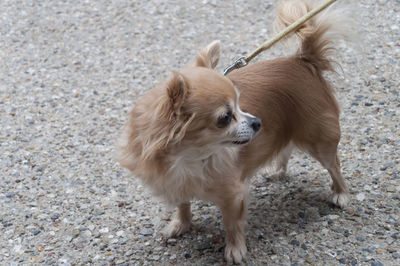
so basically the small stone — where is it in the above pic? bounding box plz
[74,241,85,249]
[198,203,209,209]
[327,215,339,220]
[333,227,343,233]
[194,242,211,250]
[139,228,153,236]
[33,230,41,236]
[356,193,365,201]
[339,258,347,264]
[391,233,398,240]
[184,253,191,259]
[14,245,24,255]
[83,230,92,238]
[154,247,163,252]
[6,192,16,198]
[298,212,305,219]
[255,229,263,240]
[73,229,80,237]
[167,238,177,245]
[391,25,399,30]
[99,228,109,234]
[362,248,373,254]
[356,235,366,242]
[371,261,384,266]
[364,256,373,262]
[305,257,314,264]
[387,186,396,193]
[290,240,300,246]
[125,250,134,257]
[375,248,386,254]
[319,209,332,216]
[381,162,395,171]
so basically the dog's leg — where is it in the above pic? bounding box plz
[328,155,350,208]
[274,141,294,178]
[306,143,350,208]
[164,202,191,237]
[215,183,247,264]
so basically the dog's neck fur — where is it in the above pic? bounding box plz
[168,144,238,176]
[146,144,239,205]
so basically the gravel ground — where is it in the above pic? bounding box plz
[1,0,399,265]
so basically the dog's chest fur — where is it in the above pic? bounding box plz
[148,146,239,205]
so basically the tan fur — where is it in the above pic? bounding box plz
[116,0,352,263]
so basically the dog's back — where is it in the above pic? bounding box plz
[229,58,339,175]
[228,0,352,190]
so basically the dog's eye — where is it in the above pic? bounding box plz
[217,110,232,128]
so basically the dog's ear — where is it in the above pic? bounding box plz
[166,71,189,116]
[195,40,220,69]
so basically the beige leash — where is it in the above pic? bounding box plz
[223,0,337,75]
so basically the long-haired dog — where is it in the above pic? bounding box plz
[117,0,352,263]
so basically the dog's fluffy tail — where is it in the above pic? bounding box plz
[274,0,353,73]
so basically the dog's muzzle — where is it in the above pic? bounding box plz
[233,116,261,145]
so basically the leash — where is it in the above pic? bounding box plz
[223,0,337,75]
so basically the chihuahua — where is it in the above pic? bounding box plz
[117,0,352,263]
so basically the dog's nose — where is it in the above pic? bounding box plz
[250,117,261,132]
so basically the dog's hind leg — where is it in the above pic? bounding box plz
[305,142,350,208]
[328,155,350,208]
[163,202,191,237]
[274,141,295,179]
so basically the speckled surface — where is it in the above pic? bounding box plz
[1,0,399,265]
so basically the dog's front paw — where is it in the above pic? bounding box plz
[332,192,350,208]
[163,219,190,238]
[225,241,247,264]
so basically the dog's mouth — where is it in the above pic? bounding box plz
[231,139,250,145]
[222,138,252,146]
